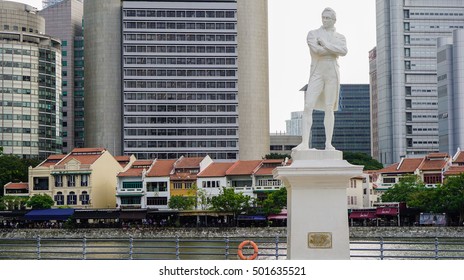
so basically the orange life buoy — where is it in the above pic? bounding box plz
[237,240,259,260]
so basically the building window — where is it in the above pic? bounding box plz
[147,197,168,206]
[424,174,442,184]
[33,177,49,190]
[67,191,77,205]
[55,175,63,187]
[122,181,142,189]
[120,196,141,205]
[81,174,89,187]
[383,178,396,184]
[67,175,75,187]
[54,192,64,206]
[79,191,90,205]
[173,182,182,189]
[146,182,167,192]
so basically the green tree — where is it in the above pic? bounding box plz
[0,196,28,210]
[210,187,253,224]
[264,153,290,160]
[381,175,424,204]
[343,151,383,170]
[0,154,41,196]
[26,194,54,209]
[261,187,287,215]
[437,174,464,225]
[168,195,196,210]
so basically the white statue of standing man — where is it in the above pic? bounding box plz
[293,7,347,151]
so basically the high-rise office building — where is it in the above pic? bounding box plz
[374,0,464,165]
[84,0,269,160]
[0,1,62,158]
[285,84,371,155]
[40,0,84,153]
[43,0,82,9]
[369,47,379,160]
[437,29,464,155]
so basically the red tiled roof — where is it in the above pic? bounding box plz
[198,162,234,177]
[379,158,423,174]
[454,151,464,164]
[71,147,106,153]
[427,153,449,159]
[117,160,154,177]
[4,182,28,190]
[419,159,447,171]
[254,159,285,175]
[226,160,262,176]
[56,148,107,166]
[114,156,132,167]
[444,166,464,176]
[174,157,204,169]
[37,154,66,167]
[147,159,176,177]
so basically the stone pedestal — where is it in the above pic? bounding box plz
[273,149,363,260]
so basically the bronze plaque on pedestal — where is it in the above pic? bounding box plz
[308,232,332,249]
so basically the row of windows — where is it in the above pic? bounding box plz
[124,81,236,89]
[54,174,89,187]
[0,88,35,95]
[0,74,36,82]
[125,104,236,113]
[125,92,236,101]
[146,197,168,206]
[0,47,37,56]
[124,45,236,54]
[0,127,36,134]
[146,182,168,192]
[124,56,236,65]
[124,10,235,19]
[124,33,235,42]
[408,11,464,17]
[173,182,194,189]
[124,116,237,125]
[0,61,36,69]
[54,191,89,205]
[124,22,236,30]
[131,152,237,160]
[124,69,236,77]
[201,181,221,188]
[125,128,237,137]
[0,101,37,108]
[0,140,38,147]
[0,114,36,121]
[125,140,237,149]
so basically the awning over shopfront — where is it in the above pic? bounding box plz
[24,209,75,221]
[119,209,147,220]
[376,207,399,216]
[349,211,377,219]
[73,209,120,220]
[237,215,266,221]
[268,209,287,220]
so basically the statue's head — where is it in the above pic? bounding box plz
[322,7,336,29]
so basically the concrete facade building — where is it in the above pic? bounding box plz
[84,0,122,156]
[40,0,84,153]
[374,0,464,165]
[0,1,62,158]
[437,30,464,155]
[84,0,269,160]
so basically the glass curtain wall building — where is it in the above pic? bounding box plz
[374,0,464,165]
[0,1,62,158]
[40,0,84,153]
[122,0,239,160]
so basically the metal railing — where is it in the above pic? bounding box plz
[0,236,287,260]
[3,236,464,260]
[351,238,464,260]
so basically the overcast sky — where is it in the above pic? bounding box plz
[17,0,376,133]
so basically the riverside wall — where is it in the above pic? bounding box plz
[2,227,464,239]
